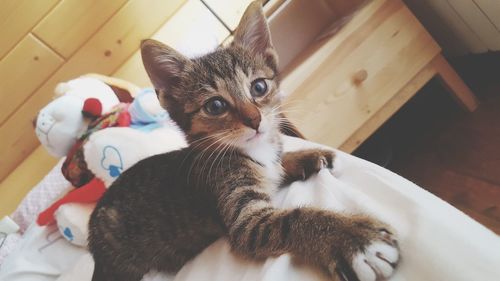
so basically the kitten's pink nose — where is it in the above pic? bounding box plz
[240,105,261,131]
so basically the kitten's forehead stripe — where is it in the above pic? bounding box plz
[236,68,253,100]
[187,47,278,106]
[216,78,237,106]
[191,47,275,88]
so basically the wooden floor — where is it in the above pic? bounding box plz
[354,52,500,234]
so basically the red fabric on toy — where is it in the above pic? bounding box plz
[117,111,131,127]
[36,178,106,226]
[82,98,102,118]
[38,104,132,226]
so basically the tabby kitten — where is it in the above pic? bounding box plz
[88,2,400,281]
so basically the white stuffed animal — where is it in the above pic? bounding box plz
[35,76,121,157]
[34,75,187,247]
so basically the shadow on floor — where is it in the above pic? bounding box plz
[353,52,500,234]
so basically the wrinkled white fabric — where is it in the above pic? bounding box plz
[0,160,71,265]
[1,136,499,281]
[9,160,70,234]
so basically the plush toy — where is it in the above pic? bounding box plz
[35,76,122,158]
[34,75,187,246]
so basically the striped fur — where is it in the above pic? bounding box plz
[88,2,399,281]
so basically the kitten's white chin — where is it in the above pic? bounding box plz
[241,130,278,162]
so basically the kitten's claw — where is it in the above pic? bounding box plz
[350,234,400,281]
[281,149,335,184]
[319,156,328,169]
[300,149,334,179]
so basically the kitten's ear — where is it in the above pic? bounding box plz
[233,1,277,64]
[141,39,191,92]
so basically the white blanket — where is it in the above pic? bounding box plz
[1,136,499,281]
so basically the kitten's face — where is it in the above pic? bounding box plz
[142,1,281,151]
[175,46,281,149]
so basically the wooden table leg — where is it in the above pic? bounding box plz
[432,54,479,112]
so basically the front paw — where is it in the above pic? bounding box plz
[282,149,335,184]
[342,230,399,281]
[328,219,400,281]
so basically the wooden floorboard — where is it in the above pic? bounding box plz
[354,52,500,234]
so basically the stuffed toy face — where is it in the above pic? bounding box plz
[35,95,89,157]
[35,77,122,158]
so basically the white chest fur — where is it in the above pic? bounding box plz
[243,139,283,188]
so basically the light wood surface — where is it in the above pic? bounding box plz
[323,0,369,17]
[340,59,437,152]
[282,0,441,149]
[0,34,63,125]
[33,0,127,58]
[268,0,342,72]
[202,0,286,29]
[341,53,479,152]
[114,0,230,87]
[0,146,58,217]
[0,0,58,59]
[0,0,186,185]
[203,0,254,30]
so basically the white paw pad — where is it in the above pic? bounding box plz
[351,240,399,281]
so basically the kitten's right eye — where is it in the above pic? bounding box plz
[250,78,268,97]
[203,97,228,116]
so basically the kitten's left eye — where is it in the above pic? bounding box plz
[203,97,228,116]
[251,78,268,97]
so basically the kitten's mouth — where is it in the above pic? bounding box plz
[246,131,263,142]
